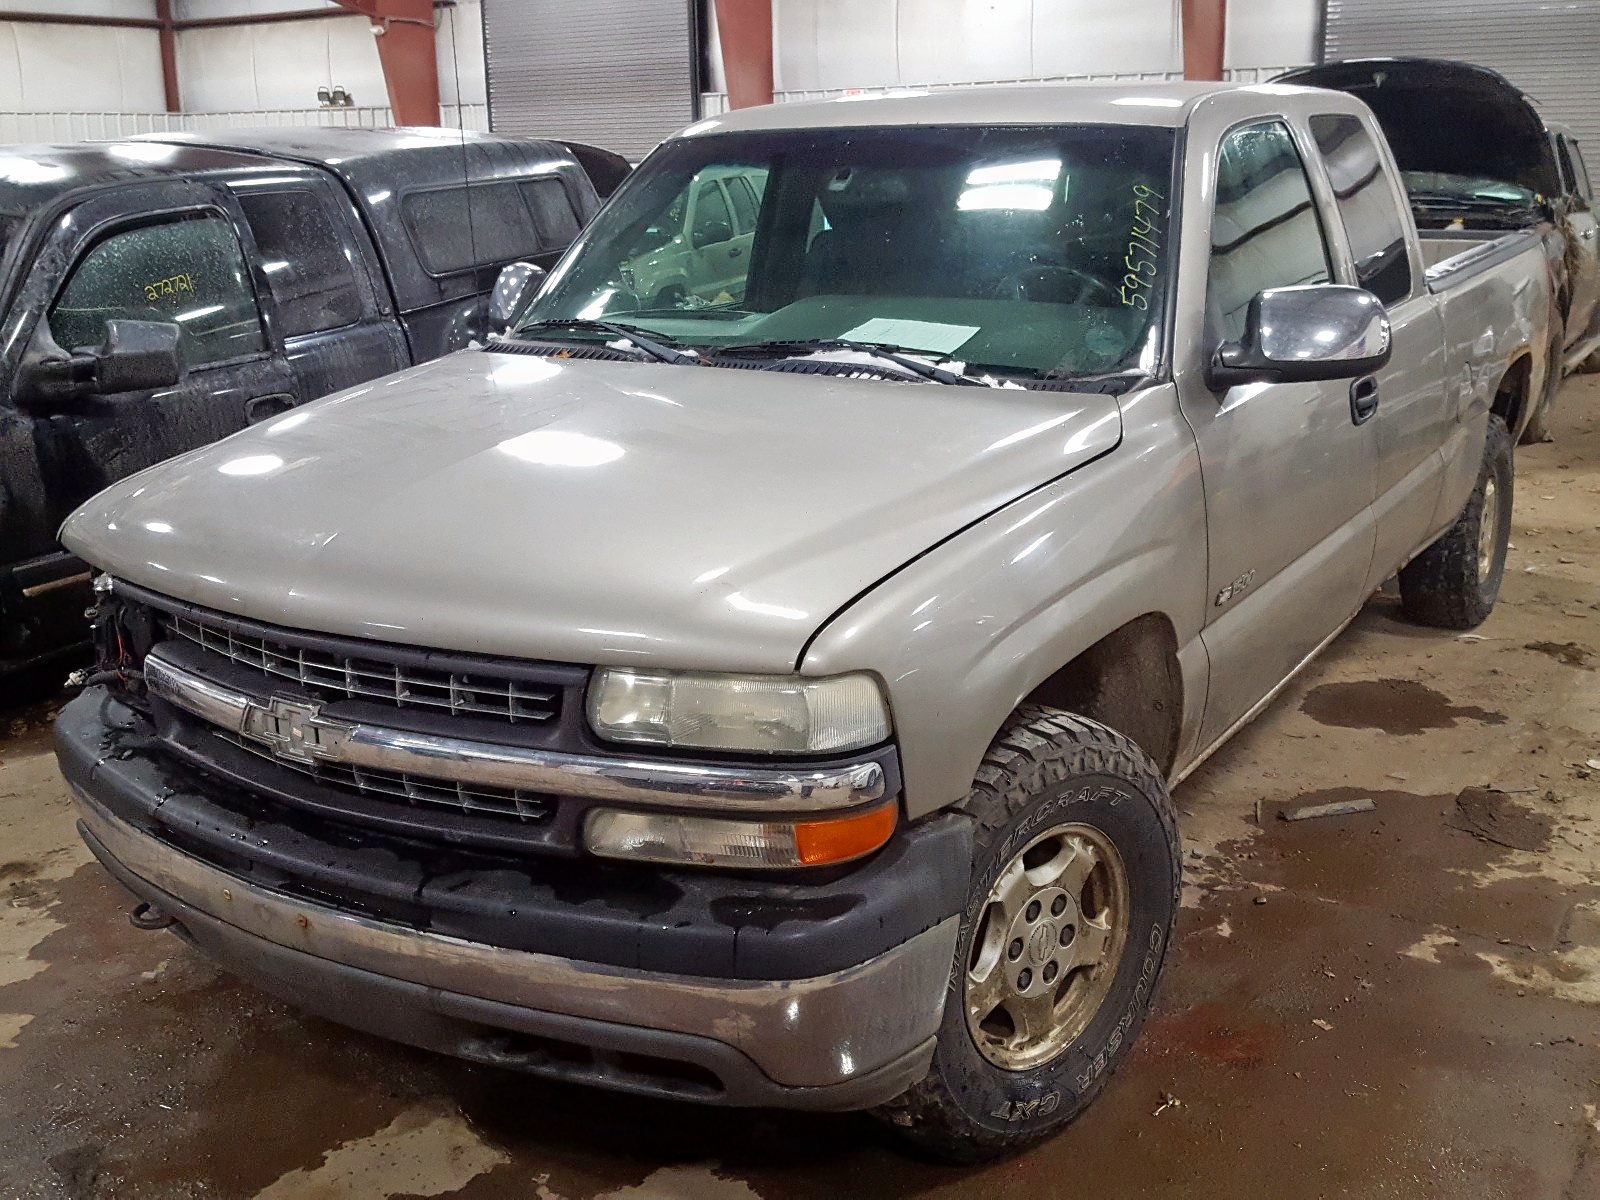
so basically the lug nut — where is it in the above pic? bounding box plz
[1051,894,1068,916]
[1025,899,1041,922]
[1060,924,1075,946]
[1017,968,1033,990]
[1043,961,1059,983]
[1009,938,1024,960]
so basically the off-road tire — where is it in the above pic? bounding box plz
[873,706,1180,1163]
[1520,321,1564,444]
[1399,414,1513,629]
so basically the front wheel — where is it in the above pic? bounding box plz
[1399,414,1513,629]
[874,707,1180,1162]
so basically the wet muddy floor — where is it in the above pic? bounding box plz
[5,379,1600,1198]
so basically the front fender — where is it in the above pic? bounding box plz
[801,384,1210,818]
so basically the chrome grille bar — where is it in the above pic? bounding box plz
[161,611,559,724]
[143,646,885,814]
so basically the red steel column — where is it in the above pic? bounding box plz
[1181,0,1226,82]
[156,0,180,112]
[334,0,441,126]
[713,0,773,110]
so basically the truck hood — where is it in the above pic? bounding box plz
[1278,60,1560,199]
[61,351,1122,671]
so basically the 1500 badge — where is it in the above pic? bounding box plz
[1215,570,1256,607]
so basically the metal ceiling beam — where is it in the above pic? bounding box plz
[155,0,180,113]
[714,0,773,109]
[0,8,351,31]
[332,0,441,126]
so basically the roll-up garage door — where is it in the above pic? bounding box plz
[483,0,699,162]
[1323,0,1600,149]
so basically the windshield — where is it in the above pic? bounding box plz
[1403,170,1539,208]
[520,123,1176,382]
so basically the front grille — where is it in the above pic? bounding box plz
[160,610,560,725]
[221,732,554,824]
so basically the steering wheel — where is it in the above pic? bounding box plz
[995,265,1119,306]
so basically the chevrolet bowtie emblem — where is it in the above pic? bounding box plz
[241,695,351,766]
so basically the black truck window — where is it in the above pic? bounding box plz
[49,211,265,366]
[523,177,581,246]
[1310,114,1414,306]
[402,181,541,275]
[238,190,362,338]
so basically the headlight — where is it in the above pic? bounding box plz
[587,668,890,755]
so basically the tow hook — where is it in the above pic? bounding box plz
[129,901,175,931]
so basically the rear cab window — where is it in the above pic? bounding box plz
[1309,114,1415,306]
[237,189,363,338]
[49,211,265,366]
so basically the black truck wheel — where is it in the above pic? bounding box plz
[875,706,1180,1163]
[1399,414,1513,630]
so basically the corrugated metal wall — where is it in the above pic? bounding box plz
[1324,0,1600,150]
[483,0,698,161]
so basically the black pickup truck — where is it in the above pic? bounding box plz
[0,128,615,688]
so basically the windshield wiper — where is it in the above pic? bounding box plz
[711,339,995,387]
[1411,193,1535,212]
[511,319,699,365]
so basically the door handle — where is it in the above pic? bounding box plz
[728,246,743,258]
[1583,228,1597,240]
[245,393,296,424]
[1349,376,1380,425]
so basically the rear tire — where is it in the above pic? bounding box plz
[873,706,1180,1163]
[1399,415,1513,630]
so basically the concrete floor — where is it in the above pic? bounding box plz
[4,381,1600,1200]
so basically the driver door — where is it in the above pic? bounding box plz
[1176,118,1379,748]
[4,180,296,548]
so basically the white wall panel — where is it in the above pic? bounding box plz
[0,23,164,112]
[28,0,157,16]
[776,0,899,91]
[439,0,487,106]
[1225,0,1316,68]
[770,0,1182,92]
[898,0,1034,85]
[176,13,384,111]
[1035,0,1181,75]
[172,1,343,18]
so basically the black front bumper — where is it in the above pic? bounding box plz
[56,688,970,982]
[56,689,972,1108]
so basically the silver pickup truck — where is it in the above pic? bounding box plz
[53,82,1547,1160]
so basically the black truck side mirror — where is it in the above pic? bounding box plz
[18,319,185,409]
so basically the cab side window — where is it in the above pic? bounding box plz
[49,211,265,366]
[726,173,765,232]
[523,177,582,246]
[692,181,734,246]
[1207,121,1333,345]
[1561,136,1593,204]
[1310,114,1413,305]
[237,189,362,338]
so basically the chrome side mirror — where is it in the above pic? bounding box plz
[488,261,547,332]
[1209,283,1391,389]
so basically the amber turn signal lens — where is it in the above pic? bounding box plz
[584,802,899,869]
[794,802,898,866]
